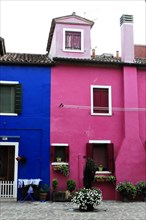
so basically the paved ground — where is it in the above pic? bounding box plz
[0,201,146,220]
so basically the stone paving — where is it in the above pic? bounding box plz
[0,201,146,220]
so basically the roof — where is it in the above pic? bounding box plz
[53,56,146,67]
[46,13,94,52]
[0,52,54,66]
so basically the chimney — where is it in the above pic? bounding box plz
[120,14,134,63]
[91,49,96,59]
[0,37,6,56]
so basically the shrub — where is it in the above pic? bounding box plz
[136,181,146,194]
[72,188,102,211]
[52,178,58,190]
[66,179,76,192]
[116,181,137,199]
[83,158,96,189]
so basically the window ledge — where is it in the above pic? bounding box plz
[0,113,18,116]
[51,162,69,166]
[95,171,112,174]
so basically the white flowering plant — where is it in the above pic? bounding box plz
[71,188,102,211]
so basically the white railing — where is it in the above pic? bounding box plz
[0,181,16,198]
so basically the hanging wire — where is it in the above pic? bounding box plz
[59,104,146,112]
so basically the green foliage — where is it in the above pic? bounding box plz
[116,181,137,199]
[40,183,49,193]
[60,165,69,176]
[83,158,96,189]
[94,175,116,183]
[136,181,146,194]
[52,178,58,189]
[66,179,76,192]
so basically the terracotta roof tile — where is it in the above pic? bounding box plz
[0,53,54,66]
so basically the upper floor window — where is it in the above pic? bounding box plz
[91,85,112,116]
[0,81,22,115]
[63,28,84,52]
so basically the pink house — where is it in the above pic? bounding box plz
[47,13,146,200]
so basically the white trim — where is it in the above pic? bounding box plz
[89,140,111,144]
[0,142,19,198]
[0,113,18,116]
[91,85,112,116]
[95,171,112,174]
[0,81,19,84]
[51,162,69,166]
[51,143,69,146]
[63,28,84,52]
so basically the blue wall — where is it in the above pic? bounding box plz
[0,65,51,186]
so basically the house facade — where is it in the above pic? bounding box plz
[48,13,146,200]
[0,47,54,200]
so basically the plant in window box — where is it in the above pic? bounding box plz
[116,181,137,202]
[106,175,116,183]
[136,181,146,201]
[60,164,69,176]
[94,175,106,182]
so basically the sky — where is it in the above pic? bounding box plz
[0,0,146,56]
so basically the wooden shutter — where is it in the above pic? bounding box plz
[86,143,93,159]
[93,88,108,113]
[65,146,69,162]
[15,84,22,114]
[107,143,114,173]
[50,145,55,162]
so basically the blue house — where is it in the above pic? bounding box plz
[0,37,54,200]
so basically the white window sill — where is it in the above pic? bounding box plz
[51,162,69,166]
[95,171,112,174]
[0,113,18,116]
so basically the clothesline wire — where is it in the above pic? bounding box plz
[59,103,146,111]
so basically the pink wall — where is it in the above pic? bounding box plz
[50,64,146,197]
[50,65,124,190]
[52,23,91,58]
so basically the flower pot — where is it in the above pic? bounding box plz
[79,204,94,212]
[39,192,48,202]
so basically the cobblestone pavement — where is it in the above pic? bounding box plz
[0,201,146,220]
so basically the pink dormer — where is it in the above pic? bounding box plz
[46,12,94,59]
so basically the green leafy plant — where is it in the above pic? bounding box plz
[116,181,137,199]
[40,183,49,193]
[60,165,69,176]
[136,181,146,194]
[71,188,102,211]
[94,175,116,183]
[66,179,76,192]
[52,178,58,190]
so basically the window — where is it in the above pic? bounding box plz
[91,85,112,116]
[50,144,69,163]
[0,81,22,115]
[63,28,84,52]
[86,142,114,173]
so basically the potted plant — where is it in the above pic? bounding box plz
[136,181,146,201]
[56,157,62,162]
[71,188,102,211]
[39,183,49,202]
[52,178,58,191]
[116,181,137,202]
[98,164,103,171]
[65,179,76,201]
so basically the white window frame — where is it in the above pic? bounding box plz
[63,28,84,52]
[91,85,112,116]
[0,81,19,116]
